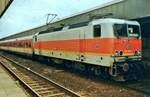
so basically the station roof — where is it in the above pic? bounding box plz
[0,0,13,18]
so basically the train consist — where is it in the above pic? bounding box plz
[0,18,144,81]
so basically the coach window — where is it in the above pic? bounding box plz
[94,25,101,37]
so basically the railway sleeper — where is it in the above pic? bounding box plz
[38,90,61,95]
[47,93,65,97]
[31,85,54,89]
[35,87,57,92]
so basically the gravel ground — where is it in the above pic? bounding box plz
[1,52,147,97]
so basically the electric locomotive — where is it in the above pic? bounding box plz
[0,18,143,81]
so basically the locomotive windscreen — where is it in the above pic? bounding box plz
[114,24,127,37]
[114,24,140,38]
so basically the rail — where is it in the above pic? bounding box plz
[0,55,82,97]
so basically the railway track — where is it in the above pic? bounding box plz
[120,80,150,96]
[0,52,149,97]
[0,55,82,97]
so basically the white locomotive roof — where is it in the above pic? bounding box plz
[92,18,140,25]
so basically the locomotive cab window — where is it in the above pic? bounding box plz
[94,25,101,37]
[114,24,127,37]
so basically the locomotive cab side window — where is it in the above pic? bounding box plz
[34,36,37,42]
[94,25,101,37]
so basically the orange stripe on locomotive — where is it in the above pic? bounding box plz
[33,38,141,56]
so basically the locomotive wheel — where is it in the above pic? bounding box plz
[109,68,125,81]
[94,67,102,76]
[74,62,86,71]
[109,65,126,81]
[52,58,64,64]
[64,61,73,69]
[100,67,109,79]
[109,65,117,77]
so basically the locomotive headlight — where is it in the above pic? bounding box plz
[115,51,123,56]
[137,50,141,56]
[115,51,120,56]
[135,50,141,56]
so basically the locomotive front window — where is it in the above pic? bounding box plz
[114,24,128,37]
[128,25,140,38]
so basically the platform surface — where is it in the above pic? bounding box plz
[0,65,28,97]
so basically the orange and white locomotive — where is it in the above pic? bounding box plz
[0,18,143,81]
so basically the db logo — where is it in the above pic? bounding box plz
[126,43,131,50]
[95,44,100,49]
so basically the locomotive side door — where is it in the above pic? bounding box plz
[32,35,37,55]
[32,33,40,55]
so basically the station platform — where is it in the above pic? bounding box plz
[0,65,28,97]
